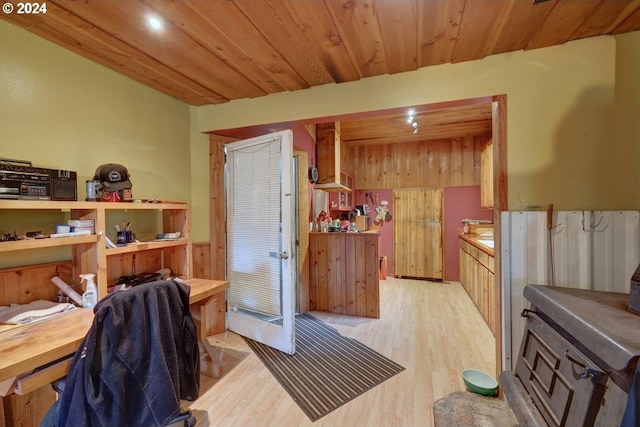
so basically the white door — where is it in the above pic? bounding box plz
[226,130,295,355]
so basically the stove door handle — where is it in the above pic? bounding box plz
[564,350,605,383]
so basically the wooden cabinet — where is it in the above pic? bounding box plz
[0,201,192,300]
[314,122,352,192]
[459,238,496,335]
[329,171,354,213]
[480,138,493,209]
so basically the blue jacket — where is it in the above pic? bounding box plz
[55,280,200,427]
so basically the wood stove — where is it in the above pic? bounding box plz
[434,284,640,427]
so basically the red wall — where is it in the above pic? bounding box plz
[353,189,394,275]
[443,186,493,281]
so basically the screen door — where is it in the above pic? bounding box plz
[226,130,295,355]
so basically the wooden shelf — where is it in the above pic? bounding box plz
[106,239,188,256]
[0,235,97,253]
[0,200,188,211]
[0,200,192,299]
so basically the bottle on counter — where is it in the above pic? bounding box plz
[80,273,98,309]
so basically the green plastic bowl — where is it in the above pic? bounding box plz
[462,369,498,396]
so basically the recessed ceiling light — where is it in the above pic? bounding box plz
[147,15,164,31]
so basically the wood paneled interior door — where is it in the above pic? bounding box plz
[393,189,443,280]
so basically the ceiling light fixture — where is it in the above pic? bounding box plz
[147,15,164,31]
[406,109,418,134]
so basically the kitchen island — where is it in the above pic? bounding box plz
[309,231,380,318]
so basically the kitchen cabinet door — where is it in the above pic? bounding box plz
[481,139,493,209]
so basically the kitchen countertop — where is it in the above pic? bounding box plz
[459,232,494,256]
[310,230,380,235]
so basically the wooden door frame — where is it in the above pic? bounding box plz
[208,136,310,314]
[491,94,507,378]
[208,94,508,377]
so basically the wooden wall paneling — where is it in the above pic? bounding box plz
[349,138,481,190]
[330,235,345,314]
[386,144,397,188]
[365,235,379,318]
[72,242,97,291]
[0,262,73,307]
[504,211,538,370]
[383,143,393,187]
[295,150,310,313]
[308,235,318,311]
[425,142,438,189]
[209,135,233,280]
[450,138,463,187]
[473,135,484,185]
[165,245,190,279]
[593,211,640,293]
[552,211,591,288]
[314,234,330,312]
[134,250,161,276]
[501,211,529,371]
[437,139,450,187]
[106,254,129,286]
[355,236,367,317]
[610,211,640,293]
[492,95,507,378]
[4,386,55,427]
[592,210,614,293]
[344,235,357,316]
[461,136,475,184]
[192,243,212,280]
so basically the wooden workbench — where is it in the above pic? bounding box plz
[0,279,229,427]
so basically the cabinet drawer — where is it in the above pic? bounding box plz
[515,313,607,427]
[469,245,479,259]
[477,251,489,269]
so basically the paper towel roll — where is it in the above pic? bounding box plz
[51,276,83,306]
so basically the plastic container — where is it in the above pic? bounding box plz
[80,273,98,309]
[51,276,83,306]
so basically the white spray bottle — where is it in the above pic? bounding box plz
[80,273,98,309]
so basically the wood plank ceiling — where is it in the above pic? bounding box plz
[3,0,640,142]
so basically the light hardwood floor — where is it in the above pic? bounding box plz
[188,277,496,427]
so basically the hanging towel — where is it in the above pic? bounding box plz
[0,300,76,325]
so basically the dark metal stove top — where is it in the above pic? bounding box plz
[524,284,640,373]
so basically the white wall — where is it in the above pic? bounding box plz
[501,210,640,369]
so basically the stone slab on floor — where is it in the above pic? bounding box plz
[433,391,519,427]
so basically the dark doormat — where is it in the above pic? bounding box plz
[243,313,405,421]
